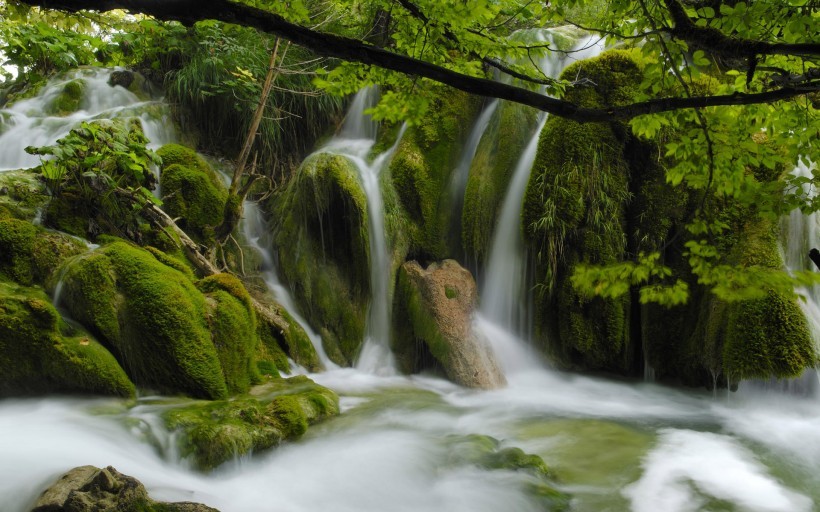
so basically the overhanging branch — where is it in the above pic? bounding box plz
[18,0,818,123]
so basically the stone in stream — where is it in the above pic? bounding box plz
[30,465,219,511]
[393,259,506,389]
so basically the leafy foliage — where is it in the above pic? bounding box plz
[25,119,161,238]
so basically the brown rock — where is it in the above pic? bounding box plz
[31,465,219,512]
[396,259,506,389]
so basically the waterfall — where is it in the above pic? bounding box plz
[478,34,606,371]
[319,89,406,374]
[241,201,338,370]
[0,69,175,172]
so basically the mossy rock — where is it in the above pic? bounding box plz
[442,434,570,511]
[0,168,49,220]
[644,194,815,386]
[463,100,538,266]
[0,217,86,286]
[57,241,249,399]
[198,274,259,394]
[157,144,227,245]
[387,88,479,260]
[46,79,86,116]
[166,375,339,470]
[271,152,370,364]
[522,50,641,373]
[252,292,321,373]
[0,282,134,397]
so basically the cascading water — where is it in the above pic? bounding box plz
[318,88,406,374]
[0,69,175,171]
[241,200,338,370]
[477,35,605,372]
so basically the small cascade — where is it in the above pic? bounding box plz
[0,69,176,172]
[319,89,406,374]
[242,201,338,370]
[480,35,605,334]
[446,99,499,249]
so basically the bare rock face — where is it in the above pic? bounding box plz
[393,259,506,389]
[31,465,219,512]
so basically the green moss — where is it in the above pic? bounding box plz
[156,144,214,178]
[0,218,85,286]
[59,241,233,399]
[443,434,570,511]
[0,169,48,220]
[207,289,258,391]
[0,218,37,284]
[386,90,478,260]
[145,246,195,279]
[160,163,227,244]
[47,79,85,116]
[271,152,370,363]
[522,50,641,373]
[166,376,339,470]
[720,218,814,381]
[0,282,134,397]
[43,191,90,238]
[723,289,813,380]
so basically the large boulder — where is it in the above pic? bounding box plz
[0,282,134,398]
[56,241,259,399]
[31,465,218,512]
[156,144,228,246]
[165,375,339,470]
[271,152,370,365]
[393,259,506,389]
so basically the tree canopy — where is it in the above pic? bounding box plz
[1,0,819,305]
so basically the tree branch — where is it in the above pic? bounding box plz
[19,0,818,122]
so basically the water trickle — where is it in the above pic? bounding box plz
[479,35,606,353]
[241,201,338,370]
[447,99,499,250]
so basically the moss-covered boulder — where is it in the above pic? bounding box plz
[0,168,49,220]
[251,290,321,373]
[443,434,570,511]
[157,144,227,245]
[197,273,260,394]
[271,152,370,365]
[57,241,259,399]
[387,88,479,261]
[0,217,87,286]
[392,260,506,388]
[0,282,134,397]
[463,100,538,266]
[166,375,339,470]
[645,215,815,386]
[523,50,640,373]
[46,78,85,116]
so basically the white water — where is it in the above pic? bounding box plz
[479,35,605,343]
[0,69,175,172]
[319,88,406,374]
[3,367,819,512]
[241,201,338,370]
